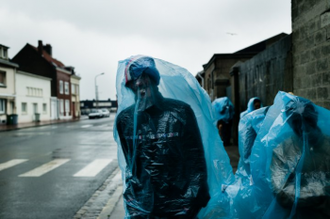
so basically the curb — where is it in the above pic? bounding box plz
[73,167,122,219]
[0,117,87,132]
[97,185,123,219]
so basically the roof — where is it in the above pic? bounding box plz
[203,33,289,70]
[29,44,66,68]
[0,58,19,68]
[203,53,255,70]
[0,44,9,49]
[233,33,288,54]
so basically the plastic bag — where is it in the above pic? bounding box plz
[114,55,235,218]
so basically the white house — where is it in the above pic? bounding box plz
[0,44,18,125]
[70,73,81,118]
[16,70,52,123]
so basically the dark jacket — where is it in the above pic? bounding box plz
[116,95,210,216]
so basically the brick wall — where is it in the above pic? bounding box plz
[292,0,330,108]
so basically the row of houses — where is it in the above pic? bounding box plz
[0,40,81,125]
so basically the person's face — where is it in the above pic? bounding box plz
[127,73,155,98]
[126,73,158,111]
[254,101,261,110]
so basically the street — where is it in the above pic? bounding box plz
[0,115,120,219]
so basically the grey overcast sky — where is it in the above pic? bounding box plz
[0,0,291,101]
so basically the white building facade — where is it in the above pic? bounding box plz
[16,70,51,123]
[0,44,18,125]
[70,74,81,118]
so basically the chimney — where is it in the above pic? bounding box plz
[44,44,52,56]
[65,66,75,74]
[38,40,43,54]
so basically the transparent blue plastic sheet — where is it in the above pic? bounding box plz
[240,97,262,119]
[236,91,330,219]
[114,55,235,218]
[212,97,235,123]
[228,106,270,218]
[237,106,270,176]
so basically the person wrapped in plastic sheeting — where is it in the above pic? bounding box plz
[240,97,262,119]
[228,106,270,219]
[269,95,330,218]
[114,55,235,218]
[244,91,330,219]
[236,106,270,176]
[212,97,235,146]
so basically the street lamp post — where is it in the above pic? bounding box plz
[95,73,104,108]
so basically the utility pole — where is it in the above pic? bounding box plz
[95,73,104,108]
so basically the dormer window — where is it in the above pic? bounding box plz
[3,49,7,59]
[0,45,9,59]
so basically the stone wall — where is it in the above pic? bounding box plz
[238,35,293,111]
[292,0,330,108]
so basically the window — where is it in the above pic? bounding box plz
[64,82,69,95]
[0,71,6,87]
[71,84,75,94]
[22,102,27,114]
[0,99,6,114]
[65,99,70,113]
[33,103,38,113]
[76,85,79,95]
[59,80,63,94]
[43,103,47,114]
[26,87,43,97]
[59,99,64,115]
[3,49,7,59]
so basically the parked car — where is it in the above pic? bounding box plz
[88,109,103,119]
[101,109,110,117]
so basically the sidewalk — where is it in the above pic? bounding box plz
[0,117,84,132]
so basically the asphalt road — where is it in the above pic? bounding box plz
[0,115,118,219]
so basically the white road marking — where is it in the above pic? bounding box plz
[81,125,92,128]
[0,159,28,172]
[19,159,70,177]
[97,124,108,128]
[14,132,52,136]
[74,159,112,177]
